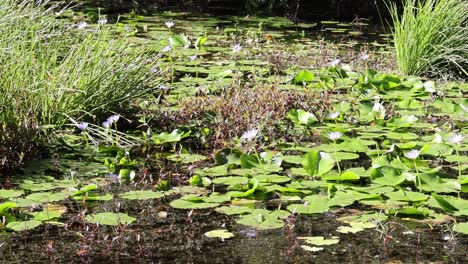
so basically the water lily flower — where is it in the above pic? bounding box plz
[107,114,120,124]
[77,21,88,29]
[232,44,243,53]
[240,128,259,141]
[102,120,111,128]
[165,21,175,28]
[423,81,436,93]
[189,55,197,61]
[97,19,108,25]
[328,59,341,67]
[448,133,464,144]
[360,52,369,61]
[328,131,342,141]
[77,122,89,131]
[405,172,417,183]
[328,111,340,119]
[405,149,420,160]
[433,133,443,143]
[161,45,172,52]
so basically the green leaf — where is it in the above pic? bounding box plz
[237,209,290,229]
[204,229,234,239]
[294,70,315,83]
[287,109,317,125]
[288,195,329,214]
[371,166,405,186]
[385,190,429,202]
[299,236,340,246]
[152,129,190,144]
[338,141,369,153]
[386,115,418,129]
[0,202,16,215]
[6,220,42,231]
[302,151,335,177]
[0,189,24,199]
[430,193,459,213]
[212,176,249,186]
[119,190,166,200]
[420,143,453,156]
[453,222,468,235]
[301,245,324,252]
[31,208,64,221]
[26,192,66,203]
[72,184,97,196]
[169,198,220,209]
[85,212,136,226]
[215,206,252,215]
[166,153,207,163]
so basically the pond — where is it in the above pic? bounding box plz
[0,8,467,263]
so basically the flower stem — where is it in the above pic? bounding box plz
[333,140,342,175]
[414,160,422,192]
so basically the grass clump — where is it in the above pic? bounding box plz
[388,0,468,78]
[0,0,160,171]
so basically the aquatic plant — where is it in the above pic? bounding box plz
[0,0,161,171]
[388,0,468,77]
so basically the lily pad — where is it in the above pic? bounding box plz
[6,220,42,231]
[85,212,136,226]
[119,190,166,200]
[299,236,340,246]
[204,229,234,239]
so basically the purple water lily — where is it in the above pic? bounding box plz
[77,122,88,131]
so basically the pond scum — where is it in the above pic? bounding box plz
[0,1,467,263]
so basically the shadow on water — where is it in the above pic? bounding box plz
[0,195,466,263]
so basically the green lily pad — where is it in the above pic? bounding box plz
[385,190,429,202]
[169,198,220,209]
[85,212,136,226]
[119,190,166,200]
[372,167,405,186]
[237,209,290,230]
[453,222,468,234]
[26,192,66,203]
[301,245,324,252]
[302,151,335,178]
[6,220,42,231]
[215,206,253,215]
[299,236,340,246]
[204,229,234,239]
[166,153,207,163]
[0,189,24,199]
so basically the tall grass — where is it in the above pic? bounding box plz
[388,0,467,78]
[0,0,160,171]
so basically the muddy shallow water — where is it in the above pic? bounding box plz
[1,196,466,264]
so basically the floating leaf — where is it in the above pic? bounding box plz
[215,206,252,215]
[385,190,429,202]
[301,245,324,252]
[302,151,335,178]
[299,236,340,246]
[6,220,42,231]
[293,70,315,83]
[169,198,219,209]
[26,192,66,203]
[453,222,468,235]
[119,190,166,200]
[0,189,24,199]
[85,212,136,226]
[166,153,207,163]
[204,229,234,239]
[237,209,290,229]
[287,109,317,125]
[371,166,405,186]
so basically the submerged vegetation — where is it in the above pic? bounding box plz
[0,0,466,262]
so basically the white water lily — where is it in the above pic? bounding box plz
[77,21,88,29]
[404,172,417,183]
[240,128,259,141]
[328,111,340,119]
[423,81,436,93]
[448,133,464,144]
[97,19,108,25]
[161,45,172,52]
[432,133,443,143]
[328,58,340,67]
[232,44,243,53]
[165,21,175,28]
[328,131,342,141]
[405,149,420,160]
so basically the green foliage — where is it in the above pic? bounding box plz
[0,0,160,171]
[388,0,468,77]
